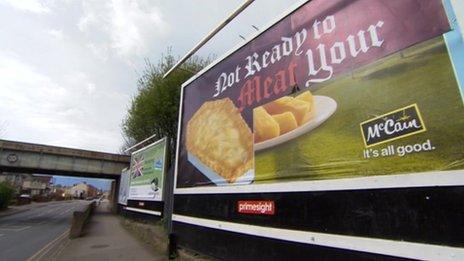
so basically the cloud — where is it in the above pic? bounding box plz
[0,52,66,108]
[86,82,96,95]
[85,43,109,62]
[0,0,301,153]
[110,0,168,57]
[78,0,169,59]
[47,29,64,40]
[0,52,128,152]
[1,0,51,14]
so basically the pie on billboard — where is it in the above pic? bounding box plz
[186,98,254,184]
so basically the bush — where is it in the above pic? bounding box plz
[51,193,65,201]
[0,182,14,209]
[32,194,50,202]
[121,51,211,154]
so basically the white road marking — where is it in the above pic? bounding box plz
[26,204,69,219]
[56,206,76,217]
[0,226,31,232]
[28,212,46,218]
[25,207,56,218]
[46,208,57,213]
[50,206,68,215]
[36,205,79,223]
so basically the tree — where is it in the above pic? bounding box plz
[0,182,14,209]
[121,51,211,156]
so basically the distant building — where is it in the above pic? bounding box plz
[0,173,52,196]
[70,182,99,199]
[22,175,52,196]
[0,172,24,192]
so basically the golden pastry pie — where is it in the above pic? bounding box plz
[254,90,315,143]
[186,98,253,183]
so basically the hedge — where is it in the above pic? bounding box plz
[0,182,14,209]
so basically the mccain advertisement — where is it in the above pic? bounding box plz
[176,0,463,188]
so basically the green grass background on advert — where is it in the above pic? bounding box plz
[130,142,165,186]
[254,36,464,183]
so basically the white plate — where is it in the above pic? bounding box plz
[188,153,254,186]
[254,95,337,151]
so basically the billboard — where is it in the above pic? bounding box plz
[118,168,130,205]
[175,0,462,190]
[129,138,167,201]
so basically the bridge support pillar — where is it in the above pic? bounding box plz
[108,179,119,214]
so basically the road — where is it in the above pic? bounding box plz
[0,200,89,261]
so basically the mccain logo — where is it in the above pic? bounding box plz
[360,104,426,147]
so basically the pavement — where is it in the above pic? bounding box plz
[55,201,167,260]
[0,200,89,261]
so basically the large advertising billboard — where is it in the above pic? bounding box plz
[129,138,167,201]
[175,0,463,190]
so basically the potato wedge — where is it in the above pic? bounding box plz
[272,112,298,134]
[253,106,280,142]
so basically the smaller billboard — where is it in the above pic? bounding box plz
[128,138,167,201]
[118,168,130,205]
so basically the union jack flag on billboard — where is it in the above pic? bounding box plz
[131,155,144,179]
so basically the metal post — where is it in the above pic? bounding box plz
[163,0,255,79]
[162,137,174,233]
[124,133,157,154]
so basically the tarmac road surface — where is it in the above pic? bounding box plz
[0,200,88,261]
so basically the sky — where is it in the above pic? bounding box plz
[52,175,110,190]
[0,0,300,154]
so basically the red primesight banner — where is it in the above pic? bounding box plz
[237,201,275,215]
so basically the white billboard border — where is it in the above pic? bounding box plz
[173,0,463,195]
[172,214,464,261]
[128,137,168,202]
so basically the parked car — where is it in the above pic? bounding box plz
[18,194,32,205]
